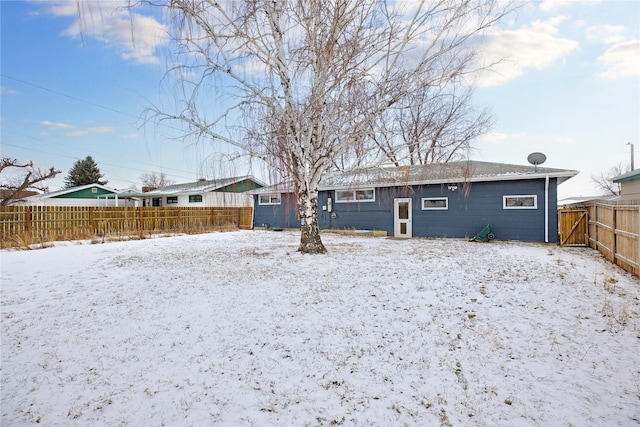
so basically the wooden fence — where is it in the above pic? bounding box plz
[0,205,253,248]
[560,201,640,277]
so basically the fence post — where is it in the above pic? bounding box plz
[26,206,32,233]
[612,206,617,264]
[594,203,599,250]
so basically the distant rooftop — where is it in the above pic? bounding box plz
[143,176,265,196]
[612,169,640,183]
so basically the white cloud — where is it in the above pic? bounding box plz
[539,0,600,13]
[64,126,114,137]
[478,131,510,143]
[0,86,18,95]
[474,16,579,87]
[40,120,74,129]
[555,136,575,144]
[41,1,168,65]
[585,24,626,45]
[598,40,640,79]
[477,131,529,143]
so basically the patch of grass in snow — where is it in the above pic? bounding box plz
[9,232,54,250]
[601,297,629,332]
[438,408,453,427]
[603,276,619,294]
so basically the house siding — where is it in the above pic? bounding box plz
[254,178,560,243]
[620,180,640,201]
[253,193,301,229]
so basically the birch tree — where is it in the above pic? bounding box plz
[146,0,510,253]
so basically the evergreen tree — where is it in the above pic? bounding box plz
[64,156,108,188]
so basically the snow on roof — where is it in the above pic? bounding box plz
[254,161,578,194]
[319,161,578,190]
[25,183,117,199]
[558,195,620,206]
[144,176,265,196]
[612,169,640,183]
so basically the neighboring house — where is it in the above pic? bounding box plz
[22,184,127,207]
[252,161,579,243]
[612,169,640,201]
[0,189,39,205]
[558,195,620,207]
[141,176,265,207]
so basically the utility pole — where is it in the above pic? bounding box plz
[627,142,634,171]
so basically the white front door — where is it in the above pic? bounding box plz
[394,198,412,238]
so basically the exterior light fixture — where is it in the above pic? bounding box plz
[448,183,458,191]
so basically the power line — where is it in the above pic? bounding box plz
[2,73,139,119]
[1,136,198,182]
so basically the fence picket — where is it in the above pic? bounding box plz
[0,205,253,248]
[562,201,640,277]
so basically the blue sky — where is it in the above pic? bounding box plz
[1,0,639,199]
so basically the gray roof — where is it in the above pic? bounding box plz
[319,161,578,190]
[144,176,265,196]
[252,161,578,194]
[559,195,620,206]
[612,169,640,183]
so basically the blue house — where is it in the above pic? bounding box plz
[252,161,578,243]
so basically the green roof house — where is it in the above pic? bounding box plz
[141,176,265,207]
[23,184,125,207]
[613,169,640,202]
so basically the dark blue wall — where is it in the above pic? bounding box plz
[254,192,301,229]
[254,178,559,242]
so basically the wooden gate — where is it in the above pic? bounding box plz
[559,208,589,246]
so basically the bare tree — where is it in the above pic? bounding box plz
[0,158,61,205]
[140,172,175,189]
[350,83,493,168]
[140,0,510,253]
[592,163,628,196]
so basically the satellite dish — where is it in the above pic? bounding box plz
[527,152,547,171]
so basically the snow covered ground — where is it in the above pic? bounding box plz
[2,230,639,426]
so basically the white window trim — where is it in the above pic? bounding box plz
[335,188,375,203]
[258,194,281,205]
[188,194,203,203]
[422,197,448,210]
[503,195,537,209]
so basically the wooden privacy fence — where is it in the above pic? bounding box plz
[560,201,640,277]
[0,205,253,247]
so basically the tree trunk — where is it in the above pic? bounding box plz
[297,185,326,254]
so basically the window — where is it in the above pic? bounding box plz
[91,187,98,193]
[335,188,375,203]
[422,197,448,210]
[259,194,281,205]
[166,196,178,204]
[503,195,537,209]
[189,194,203,203]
